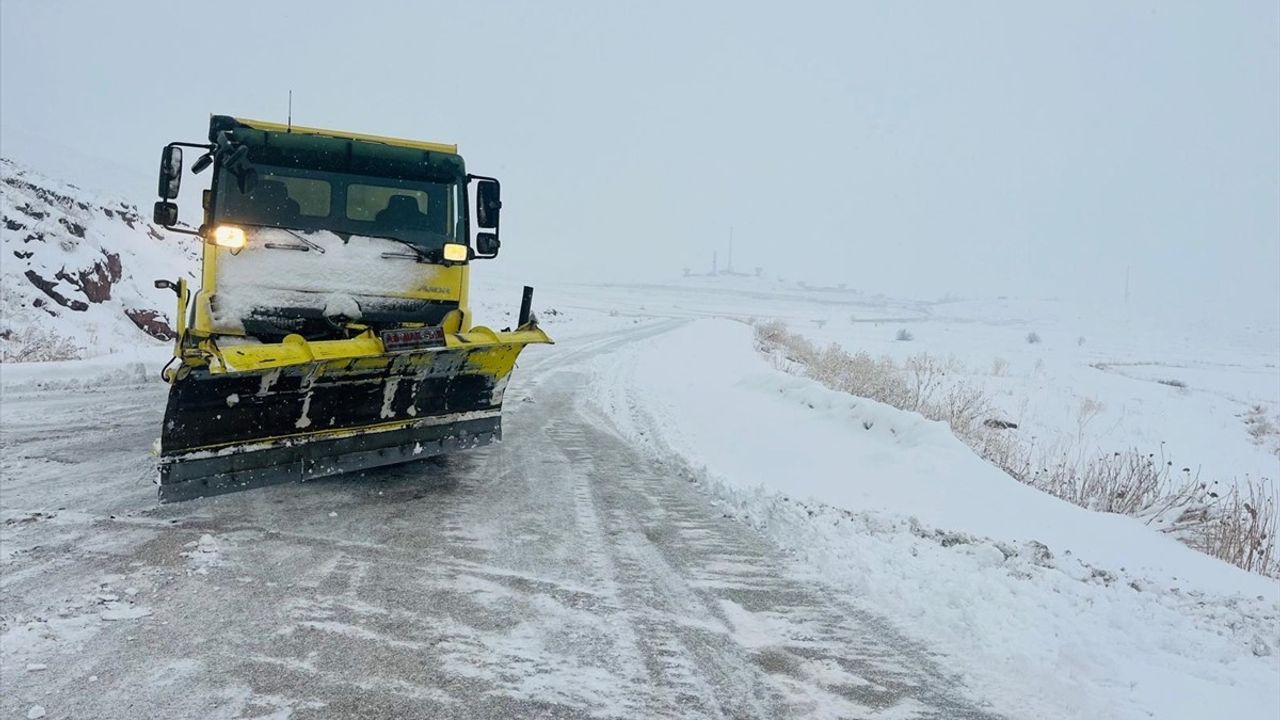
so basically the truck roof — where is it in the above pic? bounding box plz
[225,116,458,156]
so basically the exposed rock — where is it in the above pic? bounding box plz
[125,308,176,341]
[58,217,87,238]
[53,250,122,303]
[25,269,89,311]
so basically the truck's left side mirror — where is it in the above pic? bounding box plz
[158,146,183,199]
[476,233,500,257]
[153,201,178,226]
[475,179,501,229]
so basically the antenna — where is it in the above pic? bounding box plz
[287,90,293,133]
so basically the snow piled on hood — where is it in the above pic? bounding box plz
[212,228,443,330]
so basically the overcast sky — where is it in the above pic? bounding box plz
[2,1,1277,321]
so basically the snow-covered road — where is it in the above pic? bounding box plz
[0,320,1002,719]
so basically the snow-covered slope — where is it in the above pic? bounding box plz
[589,318,1280,720]
[0,158,199,361]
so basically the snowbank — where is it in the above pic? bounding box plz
[0,346,171,392]
[589,318,1280,720]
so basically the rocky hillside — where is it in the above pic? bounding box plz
[1,158,199,361]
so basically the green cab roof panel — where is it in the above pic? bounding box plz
[208,115,464,181]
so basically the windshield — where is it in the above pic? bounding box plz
[214,164,462,249]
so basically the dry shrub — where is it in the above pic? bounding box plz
[1183,477,1277,576]
[812,346,906,408]
[1028,447,1193,517]
[752,320,1279,577]
[1,326,82,362]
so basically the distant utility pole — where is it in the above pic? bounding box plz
[727,226,735,274]
[712,250,718,276]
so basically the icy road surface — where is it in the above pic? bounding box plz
[1,321,1002,719]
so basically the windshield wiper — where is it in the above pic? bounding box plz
[377,237,436,263]
[263,228,326,254]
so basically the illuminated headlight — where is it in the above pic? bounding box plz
[212,225,247,249]
[442,242,469,263]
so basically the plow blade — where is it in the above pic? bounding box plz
[157,337,536,502]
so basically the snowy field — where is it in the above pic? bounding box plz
[529,276,1280,491]
[542,277,1280,718]
[2,274,1278,719]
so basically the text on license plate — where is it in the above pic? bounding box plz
[380,326,446,351]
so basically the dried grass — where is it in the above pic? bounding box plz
[0,326,82,362]
[753,320,1279,577]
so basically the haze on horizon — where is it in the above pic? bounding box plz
[2,0,1276,323]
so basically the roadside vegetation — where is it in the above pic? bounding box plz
[0,326,82,362]
[754,320,1278,577]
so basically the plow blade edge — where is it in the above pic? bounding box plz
[157,341,527,502]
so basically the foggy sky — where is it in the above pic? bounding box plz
[2,1,1277,321]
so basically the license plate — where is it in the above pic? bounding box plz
[380,326,446,351]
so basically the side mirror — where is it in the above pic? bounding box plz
[475,179,501,229]
[476,232,500,257]
[191,152,214,174]
[158,146,183,199]
[153,201,178,226]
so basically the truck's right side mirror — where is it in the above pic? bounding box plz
[158,146,183,200]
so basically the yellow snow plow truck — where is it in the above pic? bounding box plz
[150,115,551,502]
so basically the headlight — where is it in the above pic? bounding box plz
[442,242,469,263]
[212,225,247,249]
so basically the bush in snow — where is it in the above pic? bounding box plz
[895,328,914,342]
[0,326,82,362]
[1025,331,1041,344]
[1242,405,1280,458]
